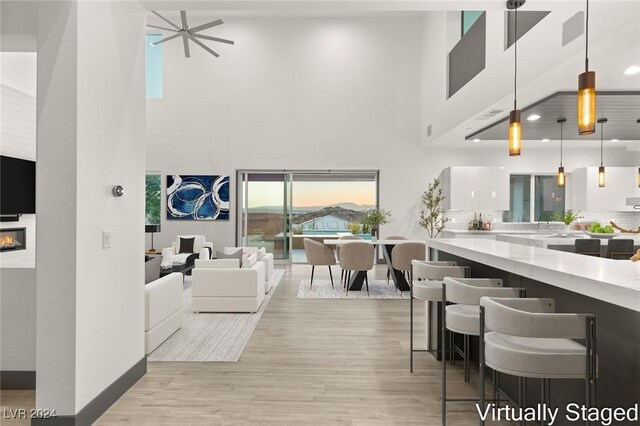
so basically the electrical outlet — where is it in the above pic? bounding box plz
[103,231,112,249]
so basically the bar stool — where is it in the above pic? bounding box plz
[441,277,526,426]
[575,239,601,257]
[337,235,363,286]
[606,239,634,259]
[409,260,469,373]
[479,297,597,426]
[385,235,407,284]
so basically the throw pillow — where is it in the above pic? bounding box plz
[216,249,243,266]
[256,247,267,260]
[179,237,195,254]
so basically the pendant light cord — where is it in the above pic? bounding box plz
[560,121,564,167]
[600,121,604,167]
[514,4,518,110]
[585,0,589,72]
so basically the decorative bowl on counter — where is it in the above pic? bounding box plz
[584,231,619,239]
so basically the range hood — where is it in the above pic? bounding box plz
[627,197,640,208]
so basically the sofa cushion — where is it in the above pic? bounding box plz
[195,259,240,269]
[176,235,206,253]
[172,253,190,266]
[216,249,243,266]
[242,253,258,268]
[256,247,267,260]
[144,256,162,284]
[178,237,195,254]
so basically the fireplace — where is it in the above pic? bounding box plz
[0,228,26,252]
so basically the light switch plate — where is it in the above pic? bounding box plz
[103,231,112,249]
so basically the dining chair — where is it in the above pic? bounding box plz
[390,242,425,293]
[303,238,337,288]
[337,235,363,286]
[385,235,407,284]
[339,241,374,295]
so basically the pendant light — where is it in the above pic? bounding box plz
[578,0,596,135]
[507,1,524,156]
[597,118,607,187]
[557,118,567,188]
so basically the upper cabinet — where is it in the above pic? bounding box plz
[439,167,509,211]
[570,167,640,211]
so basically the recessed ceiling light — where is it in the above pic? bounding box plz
[527,114,541,121]
[473,138,480,143]
[624,66,640,76]
[611,139,619,142]
[542,138,550,142]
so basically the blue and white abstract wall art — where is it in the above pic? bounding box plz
[166,175,230,221]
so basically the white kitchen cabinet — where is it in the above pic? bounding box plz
[439,167,509,211]
[571,167,639,211]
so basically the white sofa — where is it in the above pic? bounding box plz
[192,257,265,313]
[223,246,275,293]
[163,235,213,268]
[145,272,183,354]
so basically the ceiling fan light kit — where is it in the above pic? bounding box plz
[148,10,234,58]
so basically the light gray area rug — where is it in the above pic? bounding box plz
[148,269,285,362]
[297,278,410,299]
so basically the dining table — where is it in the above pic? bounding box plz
[323,239,426,291]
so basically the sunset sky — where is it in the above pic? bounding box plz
[247,181,376,208]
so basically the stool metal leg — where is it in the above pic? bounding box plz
[441,287,447,426]
[518,377,527,426]
[410,268,414,373]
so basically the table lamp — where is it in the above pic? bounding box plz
[145,224,161,252]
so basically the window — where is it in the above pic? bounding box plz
[461,11,483,36]
[504,174,565,222]
[146,34,162,99]
[145,174,161,224]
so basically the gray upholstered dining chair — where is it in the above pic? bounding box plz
[385,235,407,284]
[337,235,363,286]
[606,239,634,259]
[441,277,525,426]
[303,238,337,288]
[339,241,374,295]
[390,242,426,293]
[408,260,469,373]
[478,297,597,426]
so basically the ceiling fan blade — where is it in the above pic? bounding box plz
[150,10,181,31]
[182,34,191,58]
[180,10,189,30]
[151,33,182,46]
[190,19,224,33]
[192,34,235,45]
[187,35,220,57]
[147,24,179,32]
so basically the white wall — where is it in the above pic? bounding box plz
[1,268,36,371]
[147,17,424,250]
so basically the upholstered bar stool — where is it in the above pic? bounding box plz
[340,241,374,295]
[606,238,635,259]
[479,297,597,426]
[575,239,601,257]
[409,260,469,373]
[441,277,526,426]
[337,235,363,287]
[303,238,337,288]
[385,235,407,284]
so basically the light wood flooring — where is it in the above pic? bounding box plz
[2,265,512,425]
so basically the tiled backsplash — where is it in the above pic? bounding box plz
[444,210,640,231]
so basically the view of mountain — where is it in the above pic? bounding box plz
[249,202,374,214]
[291,206,365,225]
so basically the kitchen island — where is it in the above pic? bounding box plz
[427,238,640,421]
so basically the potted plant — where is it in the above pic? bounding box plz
[553,210,582,231]
[362,207,391,239]
[419,178,449,238]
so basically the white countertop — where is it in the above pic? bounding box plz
[440,229,585,235]
[426,238,640,313]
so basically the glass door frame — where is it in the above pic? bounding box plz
[236,169,380,263]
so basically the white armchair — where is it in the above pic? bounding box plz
[145,272,183,354]
[165,235,213,267]
[192,257,265,313]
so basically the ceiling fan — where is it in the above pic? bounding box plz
[147,10,234,58]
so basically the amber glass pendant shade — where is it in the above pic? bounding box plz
[598,166,606,187]
[557,166,566,188]
[509,110,522,156]
[578,71,596,135]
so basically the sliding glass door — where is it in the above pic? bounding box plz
[237,170,378,263]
